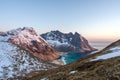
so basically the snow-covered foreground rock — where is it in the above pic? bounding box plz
[41,30,96,52]
[0,27,58,79]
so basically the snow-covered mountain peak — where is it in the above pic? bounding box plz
[0,27,37,42]
[9,27,41,45]
[7,28,22,36]
[41,30,96,52]
[9,27,59,61]
[6,27,36,36]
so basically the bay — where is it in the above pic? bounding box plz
[61,52,89,64]
[61,41,113,64]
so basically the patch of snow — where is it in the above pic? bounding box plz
[89,50,99,55]
[70,38,72,41]
[69,70,77,74]
[61,38,68,43]
[90,46,120,61]
[40,77,48,80]
[0,35,11,42]
[110,46,120,51]
[47,40,69,47]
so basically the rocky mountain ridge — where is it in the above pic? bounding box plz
[9,27,59,61]
[41,30,96,52]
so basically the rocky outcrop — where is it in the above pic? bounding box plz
[41,30,96,52]
[9,27,59,61]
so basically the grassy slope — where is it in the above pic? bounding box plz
[28,40,120,80]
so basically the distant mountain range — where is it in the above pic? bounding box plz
[40,30,96,52]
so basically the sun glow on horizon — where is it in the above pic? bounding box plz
[83,33,120,42]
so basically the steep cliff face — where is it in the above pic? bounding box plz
[9,27,59,61]
[40,30,96,52]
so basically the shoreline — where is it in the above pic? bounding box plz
[51,52,67,65]
[51,58,64,65]
[61,56,66,65]
[51,51,96,65]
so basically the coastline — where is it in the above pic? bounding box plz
[61,56,66,65]
[51,59,64,65]
[51,50,98,65]
[51,52,67,65]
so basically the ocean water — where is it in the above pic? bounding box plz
[62,52,89,64]
[89,41,113,50]
[62,41,114,64]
